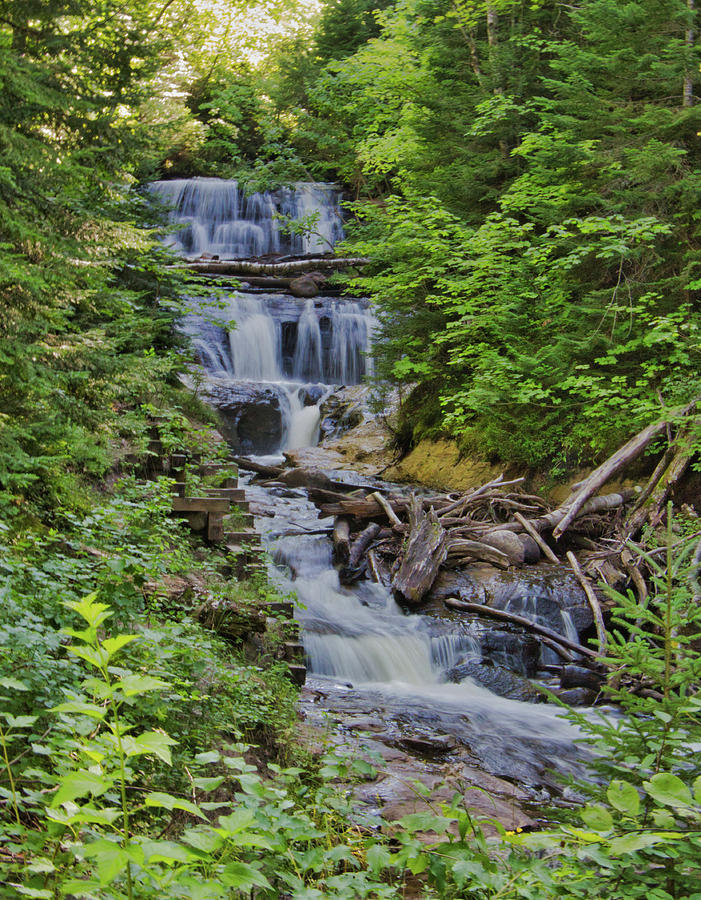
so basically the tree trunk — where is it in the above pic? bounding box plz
[684,0,696,107]
[392,495,449,605]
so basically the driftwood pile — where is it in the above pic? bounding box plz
[233,404,700,684]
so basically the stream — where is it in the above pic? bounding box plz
[157,176,591,809]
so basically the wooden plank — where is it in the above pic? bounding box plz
[283,642,305,661]
[172,497,230,514]
[286,664,307,686]
[208,514,225,543]
[224,532,260,545]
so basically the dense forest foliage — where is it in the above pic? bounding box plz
[2,0,701,897]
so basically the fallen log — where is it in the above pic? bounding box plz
[173,256,371,277]
[319,495,408,519]
[332,517,351,566]
[229,455,284,478]
[445,539,512,569]
[348,523,383,569]
[371,491,404,530]
[625,430,695,535]
[367,549,383,585]
[486,489,637,537]
[552,401,697,540]
[392,495,449,605]
[480,530,526,566]
[567,551,607,654]
[443,598,600,660]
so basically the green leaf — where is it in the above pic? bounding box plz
[1,714,38,729]
[193,776,225,791]
[129,731,176,764]
[102,634,138,660]
[194,750,221,764]
[0,677,28,691]
[366,843,391,874]
[145,791,206,819]
[181,827,225,854]
[52,770,111,806]
[66,644,109,669]
[692,775,701,804]
[10,888,53,898]
[141,840,199,864]
[580,805,613,831]
[644,773,693,808]
[81,839,130,886]
[398,812,450,834]
[115,673,168,696]
[218,808,256,833]
[607,780,640,816]
[608,833,670,855]
[64,594,112,628]
[53,700,106,720]
[220,862,271,891]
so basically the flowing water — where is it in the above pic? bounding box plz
[157,177,588,793]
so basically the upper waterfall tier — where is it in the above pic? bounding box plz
[150,178,344,259]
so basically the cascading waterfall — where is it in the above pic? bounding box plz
[180,290,373,453]
[156,176,585,787]
[150,177,344,259]
[225,296,282,381]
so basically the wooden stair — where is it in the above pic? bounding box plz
[162,446,305,686]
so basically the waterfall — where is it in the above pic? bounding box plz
[150,177,344,259]
[292,300,323,381]
[327,302,372,384]
[225,295,281,381]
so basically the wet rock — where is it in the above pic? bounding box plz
[481,567,593,634]
[555,687,598,706]
[301,384,325,406]
[480,630,541,677]
[289,275,319,298]
[278,467,336,491]
[205,381,284,454]
[446,660,544,703]
[342,716,386,732]
[430,569,488,604]
[397,733,457,756]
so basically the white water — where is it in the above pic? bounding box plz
[255,492,583,783]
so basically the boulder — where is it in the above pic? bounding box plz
[517,533,541,564]
[205,381,284,454]
[481,530,526,566]
[555,687,598,706]
[479,631,541,677]
[289,275,319,298]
